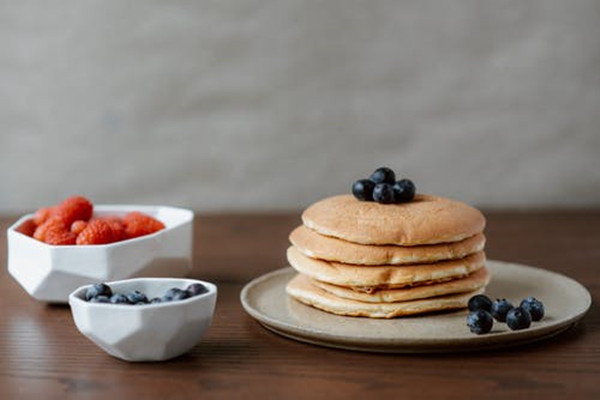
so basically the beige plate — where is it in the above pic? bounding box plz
[240,260,591,353]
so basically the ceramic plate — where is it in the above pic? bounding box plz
[240,260,591,353]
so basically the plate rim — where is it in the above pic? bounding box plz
[240,260,592,353]
[257,318,578,354]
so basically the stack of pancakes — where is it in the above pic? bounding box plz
[285,194,489,318]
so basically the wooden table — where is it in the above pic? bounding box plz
[1,211,598,399]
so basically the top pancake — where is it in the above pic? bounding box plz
[302,194,485,246]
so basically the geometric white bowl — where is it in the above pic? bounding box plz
[69,277,217,362]
[7,205,194,303]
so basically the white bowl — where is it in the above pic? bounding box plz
[69,277,217,362]
[7,205,194,303]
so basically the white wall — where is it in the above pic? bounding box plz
[1,0,599,212]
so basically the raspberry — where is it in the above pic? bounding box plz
[70,220,88,235]
[55,196,93,226]
[15,219,37,237]
[45,230,77,245]
[76,219,115,245]
[33,218,76,245]
[101,217,127,242]
[124,212,165,239]
[34,218,66,242]
[33,207,56,225]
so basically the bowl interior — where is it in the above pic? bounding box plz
[71,278,216,305]
[9,205,193,236]
[91,205,193,230]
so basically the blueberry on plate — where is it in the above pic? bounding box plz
[372,183,395,204]
[506,307,532,330]
[110,294,130,304]
[162,288,190,302]
[393,179,416,203]
[186,283,208,297]
[85,283,112,301]
[90,295,111,303]
[490,298,514,322]
[369,167,396,185]
[467,310,494,334]
[352,179,376,201]
[467,294,493,313]
[520,297,544,321]
[126,290,148,304]
[150,297,162,304]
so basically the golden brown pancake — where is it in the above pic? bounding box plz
[310,267,489,303]
[302,194,485,246]
[286,273,484,318]
[287,246,486,289]
[290,225,485,265]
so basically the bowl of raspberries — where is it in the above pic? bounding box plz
[69,277,217,362]
[7,196,194,303]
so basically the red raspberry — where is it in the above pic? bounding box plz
[55,196,93,226]
[102,217,127,242]
[76,219,115,245]
[124,212,165,239]
[45,230,77,245]
[33,207,56,225]
[70,220,88,235]
[34,218,65,242]
[15,219,37,237]
[33,218,76,245]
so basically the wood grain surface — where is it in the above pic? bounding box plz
[1,211,598,399]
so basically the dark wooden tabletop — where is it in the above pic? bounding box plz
[1,211,598,399]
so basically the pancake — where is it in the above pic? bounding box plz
[302,194,485,245]
[287,246,486,289]
[286,273,483,318]
[310,267,489,303]
[290,225,485,265]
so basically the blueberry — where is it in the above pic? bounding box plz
[467,310,494,334]
[90,295,110,303]
[110,294,130,304]
[150,297,162,304]
[372,183,395,204]
[171,289,190,301]
[162,288,178,300]
[468,294,493,313]
[393,179,416,203]
[520,297,544,321]
[369,167,396,185]
[186,283,209,297]
[126,290,148,304]
[85,283,112,301]
[352,179,376,201]
[162,288,190,302]
[490,298,514,322]
[506,307,532,330]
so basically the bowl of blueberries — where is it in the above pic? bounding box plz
[69,277,217,362]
